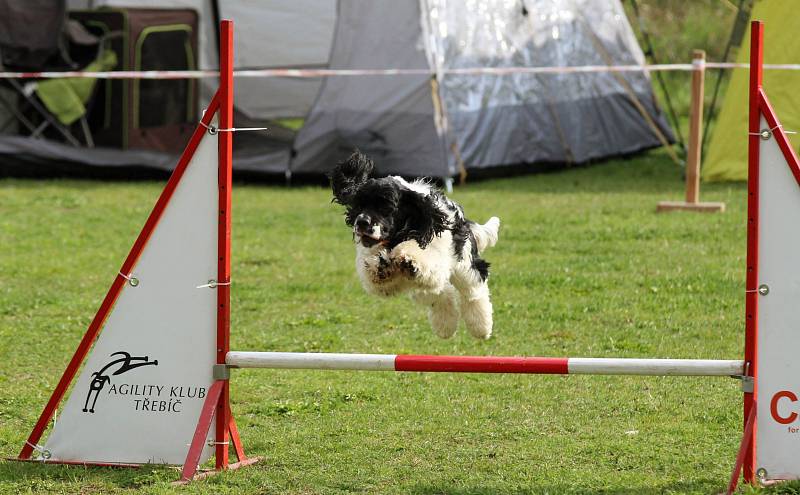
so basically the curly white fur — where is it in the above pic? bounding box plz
[354,198,500,339]
[332,152,499,339]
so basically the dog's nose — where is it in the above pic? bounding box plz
[355,214,371,230]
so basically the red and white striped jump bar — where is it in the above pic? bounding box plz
[226,352,743,376]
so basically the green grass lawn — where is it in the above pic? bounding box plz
[0,151,796,494]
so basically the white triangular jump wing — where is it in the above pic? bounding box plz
[755,110,800,480]
[43,131,219,465]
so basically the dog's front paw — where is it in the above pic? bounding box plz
[376,253,394,280]
[396,255,418,277]
[390,243,421,278]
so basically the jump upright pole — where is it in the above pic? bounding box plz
[215,17,234,473]
[742,19,763,487]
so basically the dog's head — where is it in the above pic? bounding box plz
[331,151,449,249]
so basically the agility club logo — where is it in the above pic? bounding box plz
[83,351,158,413]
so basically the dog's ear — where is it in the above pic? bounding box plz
[394,190,449,249]
[330,150,374,205]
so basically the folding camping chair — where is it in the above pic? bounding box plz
[0,0,117,147]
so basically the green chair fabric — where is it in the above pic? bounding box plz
[35,48,117,126]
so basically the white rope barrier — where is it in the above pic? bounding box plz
[1,62,799,80]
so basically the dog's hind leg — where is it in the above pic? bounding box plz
[457,283,493,340]
[412,284,460,339]
[451,260,493,340]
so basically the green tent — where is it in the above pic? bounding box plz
[703,0,800,182]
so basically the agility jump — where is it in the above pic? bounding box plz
[14,20,799,493]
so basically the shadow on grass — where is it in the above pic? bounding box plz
[0,459,178,489]
[408,479,800,494]
[407,480,727,495]
[10,461,800,494]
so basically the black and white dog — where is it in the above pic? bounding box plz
[331,151,500,339]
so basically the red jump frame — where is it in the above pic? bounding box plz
[180,22,245,479]
[214,16,234,475]
[728,19,800,494]
[741,18,763,488]
[18,19,254,479]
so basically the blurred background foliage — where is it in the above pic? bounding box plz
[622,0,749,141]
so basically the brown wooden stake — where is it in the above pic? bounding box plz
[685,49,705,204]
[657,50,725,213]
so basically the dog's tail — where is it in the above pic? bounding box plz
[471,217,500,254]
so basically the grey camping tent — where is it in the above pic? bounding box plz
[1,0,673,180]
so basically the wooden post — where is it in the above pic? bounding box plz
[685,49,705,204]
[657,50,725,213]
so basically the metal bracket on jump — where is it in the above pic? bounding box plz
[212,364,230,381]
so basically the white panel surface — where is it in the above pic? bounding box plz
[756,115,800,480]
[44,133,219,465]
